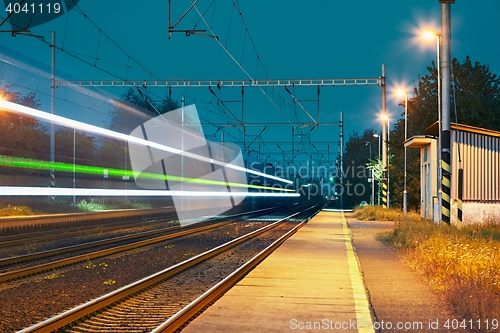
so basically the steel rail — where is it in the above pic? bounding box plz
[0,205,283,282]
[0,207,177,233]
[0,220,222,269]
[0,202,280,247]
[18,205,314,333]
[0,217,176,249]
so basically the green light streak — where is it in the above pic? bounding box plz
[0,155,295,192]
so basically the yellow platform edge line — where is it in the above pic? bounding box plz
[341,213,376,333]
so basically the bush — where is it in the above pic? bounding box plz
[76,199,107,211]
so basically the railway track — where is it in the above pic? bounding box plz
[0,202,287,251]
[0,216,177,250]
[17,202,324,333]
[0,205,283,283]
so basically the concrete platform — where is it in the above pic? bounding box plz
[183,210,375,333]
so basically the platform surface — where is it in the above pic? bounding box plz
[183,210,375,333]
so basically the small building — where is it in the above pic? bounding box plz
[405,122,500,225]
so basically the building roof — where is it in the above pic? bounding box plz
[404,135,436,148]
[424,121,500,138]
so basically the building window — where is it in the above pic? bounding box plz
[423,146,428,162]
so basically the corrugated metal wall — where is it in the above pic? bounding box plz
[453,130,500,203]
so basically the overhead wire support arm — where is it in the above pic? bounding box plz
[284,85,317,125]
[168,0,207,38]
[57,78,382,88]
[208,86,242,125]
[245,126,266,151]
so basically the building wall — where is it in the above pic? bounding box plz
[419,139,438,221]
[451,201,500,225]
[452,130,500,203]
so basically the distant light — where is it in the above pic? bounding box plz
[373,134,379,138]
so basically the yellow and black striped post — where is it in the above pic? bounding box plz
[440,0,454,225]
[50,169,55,203]
[457,167,463,229]
[381,171,388,208]
[441,130,451,225]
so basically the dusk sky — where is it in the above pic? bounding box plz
[1,0,499,167]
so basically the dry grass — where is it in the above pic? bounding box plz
[355,206,500,324]
[353,205,421,223]
[0,204,33,216]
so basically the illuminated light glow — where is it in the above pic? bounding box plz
[422,31,438,40]
[0,99,293,185]
[0,155,296,192]
[380,113,390,121]
[0,187,300,197]
[396,89,407,97]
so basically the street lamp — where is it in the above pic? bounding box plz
[422,31,441,127]
[373,133,381,205]
[365,140,373,205]
[397,90,409,215]
[423,30,442,220]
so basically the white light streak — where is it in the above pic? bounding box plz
[0,100,293,184]
[0,187,300,197]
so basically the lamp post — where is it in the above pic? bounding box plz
[423,32,441,126]
[365,140,373,205]
[423,30,442,221]
[397,90,409,215]
[373,133,381,205]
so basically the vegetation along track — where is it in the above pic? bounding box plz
[16,202,324,332]
[0,205,284,283]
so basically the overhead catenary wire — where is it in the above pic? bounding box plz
[191,2,293,126]
[5,2,324,168]
[69,1,248,147]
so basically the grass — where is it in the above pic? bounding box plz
[0,199,153,216]
[76,199,152,211]
[0,204,33,216]
[353,204,422,223]
[354,206,500,323]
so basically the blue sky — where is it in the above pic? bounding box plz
[1,0,499,167]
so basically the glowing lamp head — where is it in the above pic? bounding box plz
[396,89,407,97]
[422,31,438,40]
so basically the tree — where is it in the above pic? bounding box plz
[55,128,97,165]
[98,89,182,185]
[107,88,180,134]
[389,56,500,210]
[341,128,378,208]
[451,57,500,130]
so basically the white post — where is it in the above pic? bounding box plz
[403,91,408,215]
